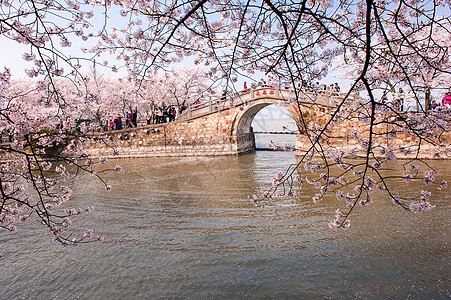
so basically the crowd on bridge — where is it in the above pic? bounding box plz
[241,75,450,113]
[241,76,342,97]
[146,104,182,125]
[379,89,451,111]
[105,103,187,131]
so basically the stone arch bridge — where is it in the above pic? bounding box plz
[85,87,358,158]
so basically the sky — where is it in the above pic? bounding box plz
[0,4,127,79]
[0,2,349,83]
[0,32,423,111]
[0,37,30,78]
[1,1,447,109]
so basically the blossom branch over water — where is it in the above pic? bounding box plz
[0,0,450,243]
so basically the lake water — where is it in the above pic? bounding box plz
[1,148,449,299]
[252,105,298,149]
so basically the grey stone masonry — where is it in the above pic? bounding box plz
[78,87,449,160]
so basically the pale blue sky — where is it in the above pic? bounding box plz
[1,2,447,107]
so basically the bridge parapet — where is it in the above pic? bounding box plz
[78,87,448,159]
[178,86,359,122]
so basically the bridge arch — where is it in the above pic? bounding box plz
[231,100,298,135]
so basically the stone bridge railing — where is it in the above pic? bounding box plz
[178,86,360,121]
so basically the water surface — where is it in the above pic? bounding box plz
[1,151,449,299]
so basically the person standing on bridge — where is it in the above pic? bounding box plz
[334,83,340,95]
[380,91,388,104]
[221,90,226,101]
[243,82,247,91]
[442,92,451,109]
[430,100,439,110]
[168,105,176,122]
[116,115,123,130]
[132,107,138,127]
[128,112,133,127]
[179,103,187,114]
[146,111,151,125]
[267,75,274,87]
[156,107,164,124]
[395,88,405,111]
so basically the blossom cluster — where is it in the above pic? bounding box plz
[0,0,449,242]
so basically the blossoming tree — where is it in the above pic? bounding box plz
[0,0,450,245]
[81,0,451,228]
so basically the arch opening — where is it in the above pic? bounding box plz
[252,105,297,150]
[231,101,299,154]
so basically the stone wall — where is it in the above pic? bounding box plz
[3,90,448,161]
[84,109,243,158]
[295,114,451,160]
[81,97,450,160]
